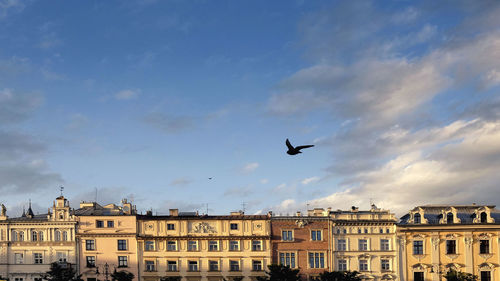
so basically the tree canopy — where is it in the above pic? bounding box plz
[111,270,135,281]
[444,269,478,281]
[42,262,83,281]
[257,264,301,281]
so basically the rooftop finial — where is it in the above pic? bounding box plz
[60,186,64,196]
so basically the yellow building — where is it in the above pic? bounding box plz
[331,205,399,281]
[0,196,77,281]
[137,209,271,281]
[398,205,500,281]
[75,199,139,281]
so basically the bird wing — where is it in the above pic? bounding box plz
[296,145,314,150]
[285,139,294,150]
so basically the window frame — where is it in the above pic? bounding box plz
[308,252,325,269]
[311,230,322,241]
[229,260,240,272]
[279,251,296,268]
[281,230,294,241]
[380,239,390,251]
[86,256,96,268]
[358,239,368,251]
[359,260,369,271]
[167,260,178,272]
[208,260,219,272]
[33,253,43,264]
[86,240,96,251]
[118,239,127,251]
[144,241,155,251]
[229,240,240,251]
[118,256,128,268]
[252,240,262,251]
[413,240,424,255]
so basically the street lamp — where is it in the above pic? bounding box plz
[96,263,116,281]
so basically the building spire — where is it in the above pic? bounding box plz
[21,206,26,217]
[27,199,34,218]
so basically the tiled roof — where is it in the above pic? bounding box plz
[399,205,500,225]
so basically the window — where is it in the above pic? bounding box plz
[55,231,61,241]
[338,260,347,271]
[34,253,43,264]
[209,261,219,271]
[107,221,114,228]
[230,223,239,230]
[252,240,262,251]
[414,213,421,224]
[145,241,155,251]
[19,231,24,241]
[229,240,239,251]
[481,271,491,281]
[253,260,262,271]
[118,240,127,251]
[167,223,175,230]
[14,278,23,281]
[86,240,95,250]
[282,230,293,241]
[87,279,96,281]
[414,272,424,281]
[359,260,368,271]
[386,228,390,233]
[230,260,240,271]
[167,241,177,251]
[62,231,68,241]
[480,240,490,254]
[343,229,347,234]
[446,240,456,254]
[309,252,325,268]
[86,256,96,268]
[358,229,362,234]
[209,240,219,251]
[311,230,322,241]
[279,252,296,268]
[145,261,155,271]
[380,228,384,234]
[167,261,178,272]
[381,259,390,271]
[32,232,38,241]
[447,213,454,224]
[188,261,198,272]
[188,240,198,251]
[34,278,42,281]
[480,212,488,223]
[338,239,347,251]
[364,228,368,234]
[118,256,127,267]
[381,239,390,251]
[337,229,341,234]
[57,252,67,263]
[358,239,368,251]
[39,231,44,241]
[96,220,104,228]
[11,230,17,241]
[413,241,424,255]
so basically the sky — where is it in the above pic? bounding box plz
[1,0,500,218]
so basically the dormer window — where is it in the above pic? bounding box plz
[447,213,454,224]
[414,213,421,224]
[480,212,487,223]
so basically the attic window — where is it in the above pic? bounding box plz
[480,212,487,223]
[447,213,454,224]
[414,213,421,224]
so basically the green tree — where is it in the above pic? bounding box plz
[319,271,361,281]
[256,264,301,281]
[111,271,134,281]
[444,269,478,281]
[42,262,83,281]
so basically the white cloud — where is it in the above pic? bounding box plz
[170,177,192,187]
[301,176,320,185]
[114,89,140,100]
[260,179,268,184]
[0,0,25,19]
[241,162,259,174]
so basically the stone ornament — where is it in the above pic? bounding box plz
[191,222,217,233]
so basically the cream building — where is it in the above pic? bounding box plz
[75,199,139,281]
[398,205,500,281]
[331,205,399,281]
[0,196,77,281]
[137,210,271,281]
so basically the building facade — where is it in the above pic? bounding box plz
[331,205,399,281]
[137,210,271,281]
[0,196,77,281]
[75,199,139,281]
[270,208,331,281]
[398,205,500,281]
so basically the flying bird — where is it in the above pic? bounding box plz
[286,138,314,155]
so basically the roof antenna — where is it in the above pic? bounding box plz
[241,202,247,213]
[95,187,98,203]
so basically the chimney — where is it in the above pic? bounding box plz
[169,209,179,216]
[296,211,302,217]
[146,210,153,216]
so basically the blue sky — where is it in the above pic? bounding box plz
[1,0,500,217]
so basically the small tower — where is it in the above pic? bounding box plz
[27,199,34,218]
[49,196,73,221]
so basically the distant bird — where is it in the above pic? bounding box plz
[208,177,213,180]
[286,138,314,155]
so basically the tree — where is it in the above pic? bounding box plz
[319,271,361,281]
[42,262,83,281]
[257,264,301,281]
[111,271,134,281]
[444,269,478,281]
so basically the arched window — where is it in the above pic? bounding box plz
[19,231,24,241]
[62,231,68,241]
[39,231,44,241]
[59,212,64,219]
[414,213,421,224]
[11,230,17,241]
[55,230,61,241]
[32,231,37,241]
[447,213,454,224]
[481,212,488,223]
